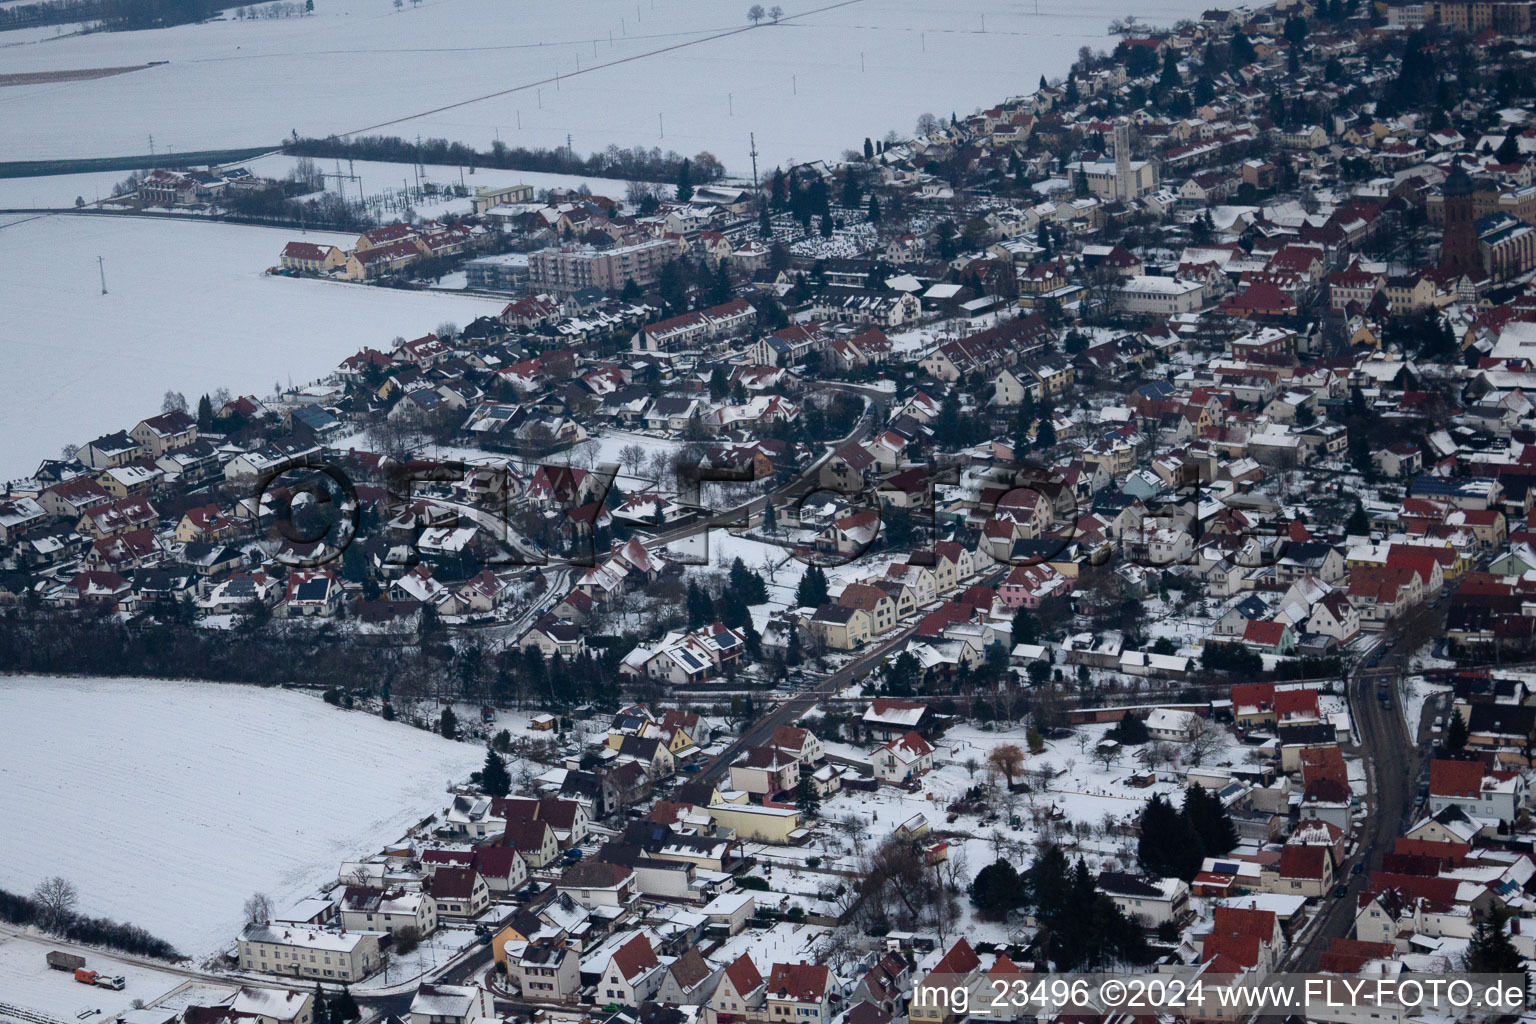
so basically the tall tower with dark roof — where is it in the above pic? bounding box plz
[1439,162,1483,279]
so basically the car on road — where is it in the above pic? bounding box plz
[1333,885,1350,899]
[1351,862,1363,875]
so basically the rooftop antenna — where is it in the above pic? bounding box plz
[97,256,107,295]
[750,132,759,190]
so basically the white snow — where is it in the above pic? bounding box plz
[0,214,505,481]
[0,0,1232,175]
[0,676,485,958]
[0,929,218,1023]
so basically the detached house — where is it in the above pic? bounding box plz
[730,746,801,799]
[427,866,491,919]
[598,933,666,1006]
[871,731,935,784]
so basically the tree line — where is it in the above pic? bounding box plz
[0,878,181,960]
[0,0,230,30]
[284,135,726,186]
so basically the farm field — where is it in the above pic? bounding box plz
[0,213,504,480]
[0,0,1227,175]
[0,676,486,958]
[0,928,219,1024]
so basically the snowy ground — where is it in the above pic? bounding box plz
[0,214,504,481]
[0,928,214,1023]
[810,716,1248,943]
[1,0,1233,175]
[0,677,485,959]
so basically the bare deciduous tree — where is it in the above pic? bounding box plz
[1187,716,1221,766]
[32,876,78,932]
[244,892,274,925]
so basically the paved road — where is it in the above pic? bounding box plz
[1289,607,1440,969]
[696,621,920,784]
[696,562,1011,785]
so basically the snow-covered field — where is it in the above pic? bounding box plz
[1,0,1230,175]
[0,929,215,1022]
[0,676,485,958]
[0,214,504,481]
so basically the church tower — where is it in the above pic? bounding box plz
[1439,162,1483,279]
[1114,121,1133,203]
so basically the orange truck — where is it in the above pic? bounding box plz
[74,966,126,990]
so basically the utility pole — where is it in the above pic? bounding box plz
[659,113,664,138]
[750,132,759,190]
[97,256,107,295]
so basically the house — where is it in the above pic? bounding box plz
[502,818,562,868]
[283,570,342,617]
[229,987,315,1024]
[598,933,666,1006]
[1373,441,1423,479]
[558,860,637,909]
[766,962,839,1024]
[520,616,588,657]
[280,241,345,273]
[1241,619,1295,655]
[701,891,756,936]
[427,866,491,919]
[509,939,581,1002]
[339,887,437,937]
[237,925,381,982]
[1265,843,1334,898]
[908,939,981,1024]
[39,475,110,519]
[78,431,142,470]
[130,410,198,456]
[1145,708,1202,742]
[1096,872,1190,927]
[730,746,801,799]
[498,796,591,848]
[408,984,493,1024]
[862,698,928,738]
[705,802,801,843]
[871,732,934,784]
[809,604,872,651]
[658,948,720,1006]
[1200,905,1282,972]
[1427,758,1526,824]
[768,725,824,766]
[706,953,767,1024]
[837,583,898,633]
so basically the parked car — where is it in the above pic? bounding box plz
[1332,885,1349,899]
